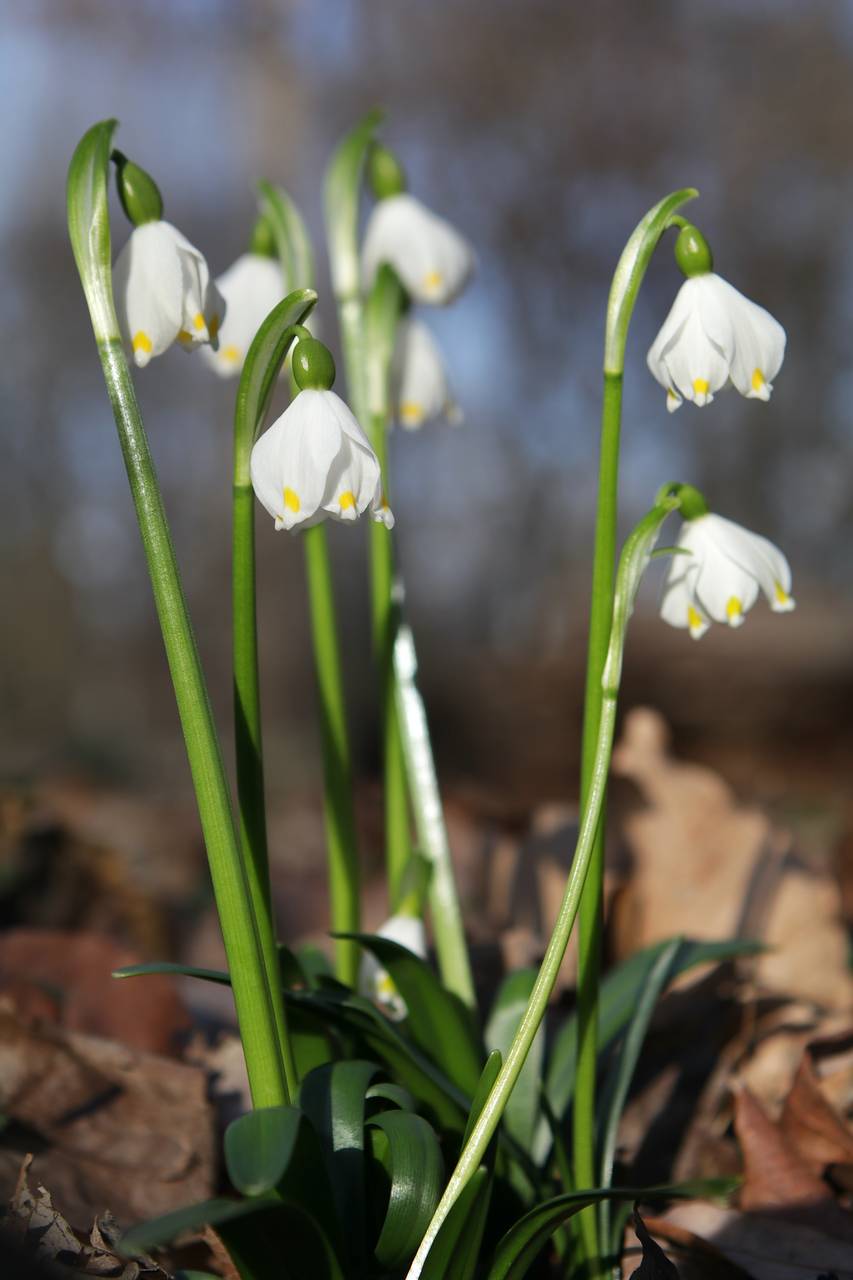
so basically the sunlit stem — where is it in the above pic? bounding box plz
[68,119,293,1109]
[573,188,698,1274]
[406,497,680,1280]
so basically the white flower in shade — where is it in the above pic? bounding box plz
[647,274,786,413]
[199,253,284,378]
[661,513,795,639]
[362,194,474,305]
[391,317,462,429]
[250,388,393,533]
[113,221,224,368]
[360,915,427,1022]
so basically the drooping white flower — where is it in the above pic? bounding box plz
[661,513,795,639]
[113,221,224,368]
[360,914,427,1022]
[362,194,474,305]
[199,253,284,378]
[390,317,462,429]
[250,387,393,533]
[647,273,786,413]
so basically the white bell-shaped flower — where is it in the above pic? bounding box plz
[113,220,224,368]
[250,388,393,533]
[661,513,795,639]
[647,273,786,413]
[362,194,474,305]
[199,253,284,378]
[390,317,462,429]
[359,914,428,1022]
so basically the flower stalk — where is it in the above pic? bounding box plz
[407,492,682,1279]
[573,188,697,1274]
[68,120,296,1107]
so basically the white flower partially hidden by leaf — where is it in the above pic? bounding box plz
[113,220,224,368]
[360,915,428,1022]
[199,253,283,378]
[647,274,786,413]
[391,317,462,429]
[661,513,795,639]
[362,194,474,305]
[250,388,393,533]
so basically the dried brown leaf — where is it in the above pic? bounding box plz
[734,1083,830,1210]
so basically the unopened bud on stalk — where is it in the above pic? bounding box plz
[368,142,408,200]
[249,214,277,259]
[111,150,163,226]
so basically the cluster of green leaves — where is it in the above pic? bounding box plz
[118,934,749,1277]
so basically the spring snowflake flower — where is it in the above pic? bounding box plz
[199,253,283,378]
[391,317,462,429]
[250,385,393,533]
[661,513,795,639]
[360,915,427,1022]
[362,194,474,305]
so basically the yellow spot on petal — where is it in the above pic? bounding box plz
[208,313,220,340]
[132,331,153,354]
[222,344,241,363]
[193,311,206,331]
[177,329,192,343]
[774,582,790,606]
[423,270,443,292]
[339,491,356,511]
[726,596,742,622]
[400,401,424,424]
[687,605,704,632]
[692,378,710,397]
[751,368,765,392]
[283,487,300,513]
[377,973,397,997]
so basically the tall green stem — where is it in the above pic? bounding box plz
[572,189,698,1274]
[303,524,361,985]
[407,497,680,1280]
[68,120,294,1108]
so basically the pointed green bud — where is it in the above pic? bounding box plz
[369,142,407,199]
[674,223,713,277]
[674,483,709,520]
[292,336,336,391]
[249,214,277,259]
[112,150,163,225]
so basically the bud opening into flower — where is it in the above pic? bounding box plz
[674,223,713,277]
[112,150,163,226]
[292,336,336,391]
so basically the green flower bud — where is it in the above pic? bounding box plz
[674,482,709,520]
[292,336,336,391]
[249,214,277,259]
[368,143,407,200]
[112,150,163,225]
[674,223,713,277]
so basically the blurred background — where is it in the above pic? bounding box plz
[2,0,853,940]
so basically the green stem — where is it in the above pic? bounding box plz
[102,340,291,1108]
[406,497,678,1280]
[303,524,361,986]
[572,188,699,1275]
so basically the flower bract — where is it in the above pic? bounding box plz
[361,193,474,305]
[660,513,795,639]
[360,914,427,1021]
[199,253,283,377]
[113,220,224,368]
[391,317,462,429]
[250,387,393,533]
[647,273,786,412]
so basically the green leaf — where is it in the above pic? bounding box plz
[298,1059,380,1270]
[233,287,318,487]
[367,1109,444,1271]
[120,1195,278,1255]
[538,936,763,1163]
[485,1180,737,1280]
[464,1050,502,1146]
[219,1201,345,1280]
[597,938,682,1245]
[224,1105,304,1197]
[67,119,119,341]
[339,932,483,1096]
[420,1165,492,1280]
[112,961,230,985]
[366,1081,416,1112]
[485,969,544,1154]
[323,108,382,300]
[258,181,316,291]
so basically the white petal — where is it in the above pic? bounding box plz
[659,308,730,406]
[250,389,345,532]
[660,562,710,639]
[647,283,692,390]
[199,254,284,378]
[112,221,184,366]
[710,276,786,399]
[391,317,456,428]
[362,194,474,305]
[698,514,794,612]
